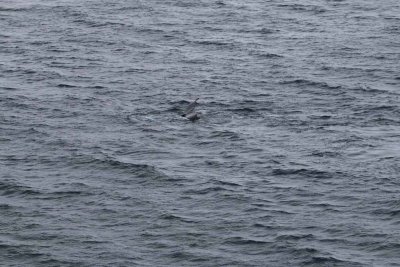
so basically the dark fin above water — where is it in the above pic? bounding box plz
[182,98,200,121]
[184,98,199,116]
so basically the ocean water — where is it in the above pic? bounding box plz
[1,0,400,266]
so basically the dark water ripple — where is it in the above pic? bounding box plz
[1,0,400,266]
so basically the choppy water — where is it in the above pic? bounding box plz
[1,0,400,266]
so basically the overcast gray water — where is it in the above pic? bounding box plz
[1,0,400,266]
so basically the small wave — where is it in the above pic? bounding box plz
[72,154,173,182]
[259,53,283,58]
[279,78,342,90]
[371,208,400,217]
[0,7,28,12]
[230,99,273,112]
[250,51,283,58]
[182,58,210,64]
[369,105,397,112]
[228,107,257,114]
[0,86,18,91]
[303,256,362,266]
[90,157,157,172]
[0,203,16,210]
[42,190,94,199]
[253,223,275,229]
[169,251,202,261]
[194,40,232,47]
[268,209,295,215]
[309,202,343,209]
[310,151,341,157]
[29,40,51,45]
[0,181,41,197]
[184,186,233,195]
[159,213,198,224]
[136,28,164,34]
[73,19,125,28]
[369,242,400,253]
[275,233,314,241]
[209,130,241,140]
[86,85,105,89]
[224,236,271,245]
[125,67,164,73]
[171,1,203,8]
[211,179,241,187]
[308,115,332,120]
[259,27,279,34]
[291,247,319,256]
[116,5,143,11]
[277,4,327,14]
[57,83,77,88]
[38,258,86,266]
[272,168,335,179]
[238,28,279,34]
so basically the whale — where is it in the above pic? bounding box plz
[182,98,200,122]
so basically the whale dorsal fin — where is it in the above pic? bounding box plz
[183,98,199,116]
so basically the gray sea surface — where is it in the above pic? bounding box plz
[1,0,400,266]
